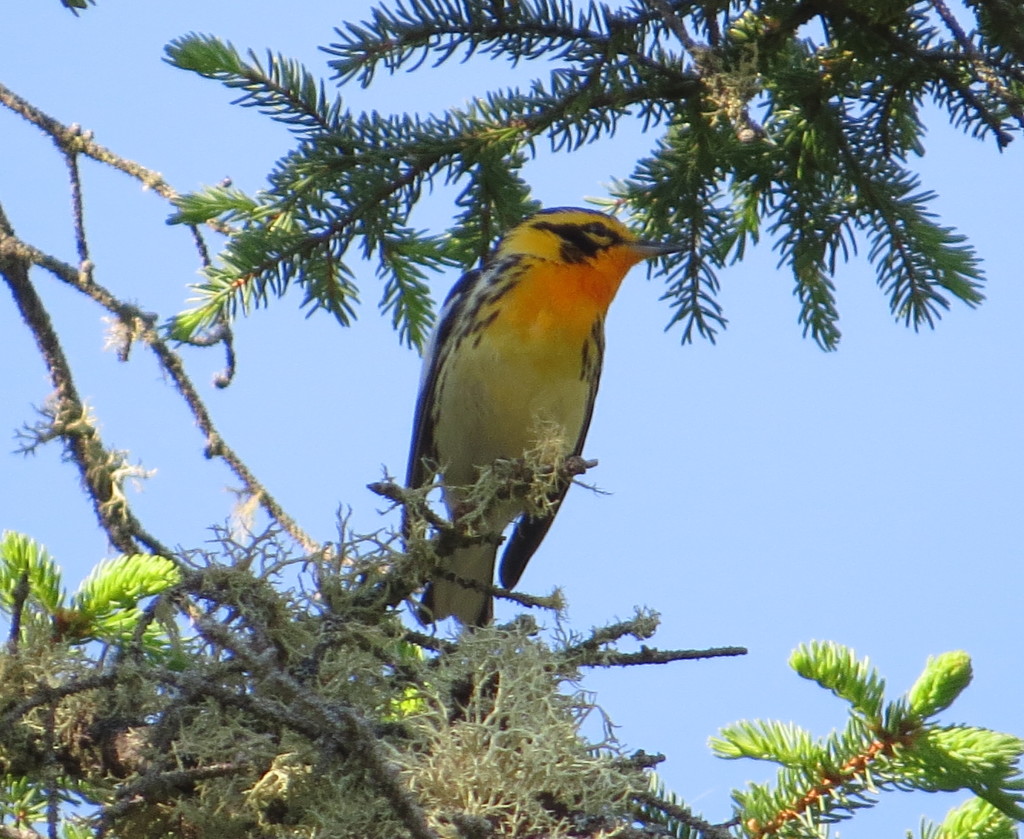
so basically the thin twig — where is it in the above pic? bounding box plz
[576,645,748,668]
[0,205,164,555]
[0,79,233,235]
[215,322,237,386]
[633,790,736,839]
[99,762,249,830]
[0,223,317,552]
[0,673,119,731]
[645,0,701,54]
[148,333,318,551]
[426,563,561,612]
[188,222,212,266]
[369,479,452,533]
[64,150,89,266]
[568,616,658,651]
[561,614,747,667]
[0,82,171,195]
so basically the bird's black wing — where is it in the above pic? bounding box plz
[405,268,481,493]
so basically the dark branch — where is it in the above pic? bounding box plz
[633,790,737,839]
[0,205,157,555]
[577,645,748,668]
[0,216,316,552]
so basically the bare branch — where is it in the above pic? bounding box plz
[0,81,174,197]
[646,0,702,54]
[576,645,748,668]
[64,150,90,266]
[0,79,240,233]
[42,702,59,839]
[0,673,119,732]
[0,826,44,839]
[0,204,163,555]
[0,215,317,552]
[100,763,251,829]
[560,613,747,667]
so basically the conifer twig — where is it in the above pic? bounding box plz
[0,79,233,232]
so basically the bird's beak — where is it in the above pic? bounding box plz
[629,240,686,259]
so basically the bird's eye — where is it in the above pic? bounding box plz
[579,222,620,246]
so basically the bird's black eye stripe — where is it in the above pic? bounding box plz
[582,221,616,237]
[532,220,623,262]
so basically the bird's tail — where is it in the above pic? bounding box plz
[418,542,497,626]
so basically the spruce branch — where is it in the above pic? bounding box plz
[326,0,664,85]
[166,27,699,345]
[161,1,1024,349]
[166,35,347,135]
[714,642,1024,837]
[612,117,733,344]
[923,796,1020,839]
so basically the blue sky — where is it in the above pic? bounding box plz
[2,2,1022,835]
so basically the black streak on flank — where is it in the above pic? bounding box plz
[470,309,500,348]
[532,221,624,264]
[580,318,605,382]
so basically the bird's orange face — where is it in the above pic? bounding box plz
[491,208,679,340]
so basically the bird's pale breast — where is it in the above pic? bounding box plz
[433,309,596,490]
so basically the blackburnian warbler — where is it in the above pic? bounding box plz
[407,207,682,625]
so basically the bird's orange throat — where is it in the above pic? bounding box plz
[499,251,639,339]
